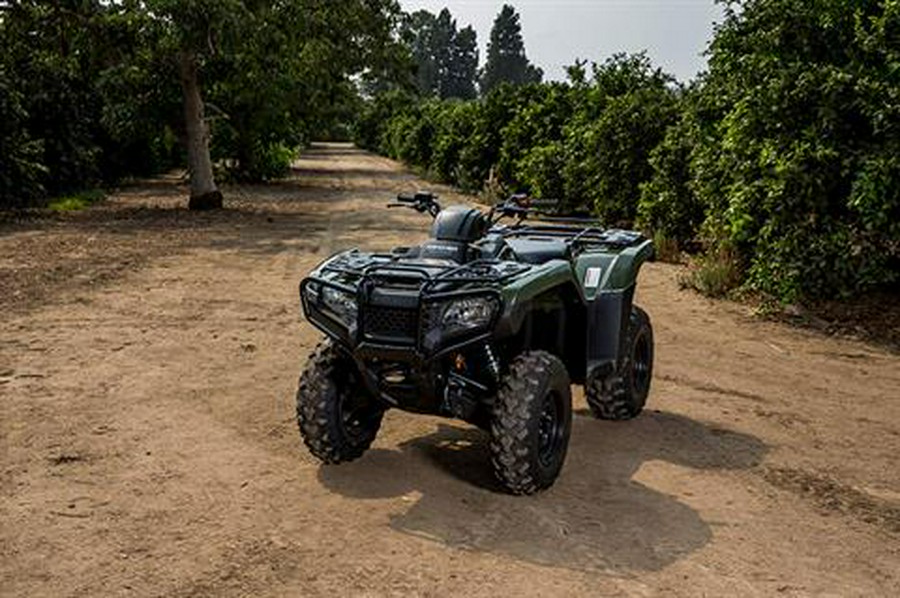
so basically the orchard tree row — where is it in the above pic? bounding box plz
[0,1,537,211]
[0,0,403,208]
[356,0,899,304]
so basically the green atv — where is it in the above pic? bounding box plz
[296,192,655,494]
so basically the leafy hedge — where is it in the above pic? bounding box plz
[650,0,900,302]
[355,0,899,303]
[356,53,677,228]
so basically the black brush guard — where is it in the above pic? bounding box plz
[301,255,527,414]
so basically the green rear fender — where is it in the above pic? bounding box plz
[577,238,654,381]
[493,238,654,342]
[573,238,654,301]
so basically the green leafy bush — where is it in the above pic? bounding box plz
[0,68,46,207]
[638,92,706,247]
[358,53,676,217]
[48,189,107,212]
[682,245,743,298]
[562,87,677,225]
[229,142,297,182]
[685,0,900,301]
[516,143,566,201]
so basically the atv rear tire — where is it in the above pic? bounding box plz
[585,305,654,420]
[490,351,572,495]
[296,340,383,463]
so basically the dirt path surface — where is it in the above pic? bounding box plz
[2,143,899,597]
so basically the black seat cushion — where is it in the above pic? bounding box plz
[506,238,570,264]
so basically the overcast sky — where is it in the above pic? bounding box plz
[398,0,725,83]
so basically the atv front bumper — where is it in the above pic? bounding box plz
[300,278,501,416]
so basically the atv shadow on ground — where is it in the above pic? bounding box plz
[318,409,767,574]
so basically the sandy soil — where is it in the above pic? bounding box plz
[1,143,898,597]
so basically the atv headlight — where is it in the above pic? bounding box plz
[321,286,358,328]
[441,296,498,334]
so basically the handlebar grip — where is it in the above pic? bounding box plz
[396,194,416,203]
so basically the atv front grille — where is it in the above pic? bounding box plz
[363,306,419,343]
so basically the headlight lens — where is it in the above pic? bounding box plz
[441,296,498,334]
[321,286,358,327]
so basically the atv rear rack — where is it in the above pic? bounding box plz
[500,224,644,249]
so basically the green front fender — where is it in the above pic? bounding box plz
[496,260,577,337]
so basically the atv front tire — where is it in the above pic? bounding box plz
[490,351,572,495]
[585,305,654,420]
[296,340,384,463]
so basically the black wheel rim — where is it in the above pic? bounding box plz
[338,374,370,442]
[538,391,564,468]
[631,331,651,396]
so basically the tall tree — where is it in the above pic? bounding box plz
[481,4,542,94]
[402,8,478,100]
[444,23,478,99]
[141,0,403,204]
[403,10,440,96]
[206,0,404,180]
[140,0,242,210]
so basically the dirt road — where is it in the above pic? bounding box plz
[2,144,898,597]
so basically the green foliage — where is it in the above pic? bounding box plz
[516,143,565,201]
[1,1,113,204]
[651,230,682,264]
[359,53,677,212]
[224,142,297,183]
[48,189,106,212]
[498,83,572,190]
[480,4,543,94]
[177,0,403,182]
[638,89,707,246]
[682,245,743,299]
[687,0,900,301]
[1,0,405,207]
[3,0,895,305]
[427,101,482,186]
[634,0,900,301]
[354,89,419,153]
[0,67,47,207]
[363,0,900,304]
[560,64,678,224]
[559,53,677,220]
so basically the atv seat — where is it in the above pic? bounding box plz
[507,238,571,264]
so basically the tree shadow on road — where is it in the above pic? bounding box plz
[318,410,767,574]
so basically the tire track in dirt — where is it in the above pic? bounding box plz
[763,466,900,537]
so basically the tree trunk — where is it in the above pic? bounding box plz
[178,50,222,210]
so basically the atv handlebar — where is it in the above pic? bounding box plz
[488,195,532,224]
[387,192,442,218]
[386,191,599,227]
[490,195,602,226]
